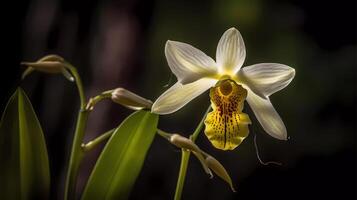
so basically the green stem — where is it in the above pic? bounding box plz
[174,150,190,200]
[173,106,211,200]
[64,110,89,200]
[81,128,171,153]
[65,63,86,109]
[85,91,113,110]
[191,106,212,142]
[82,128,116,152]
[64,62,88,200]
[157,129,172,139]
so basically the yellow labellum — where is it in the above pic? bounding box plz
[204,79,251,150]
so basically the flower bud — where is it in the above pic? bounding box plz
[38,54,64,62]
[192,151,213,178]
[167,133,213,177]
[21,54,74,81]
[111,88,153,110]
[205,154,236,192]
[169,134,200,152]
[21,61,65,73]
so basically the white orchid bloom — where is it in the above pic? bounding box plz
[152,27,295,150]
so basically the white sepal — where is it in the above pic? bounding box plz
[152,78,216,114]
[246,89,287,140]
[165,40,217,84]
[216,27,246,75]
[238,63,295,97]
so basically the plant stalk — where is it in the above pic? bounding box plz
[174,150,190,200]
[81,128,115,152]
[64,110,89,200]
[64,63,88,200]
[173,106,211,200]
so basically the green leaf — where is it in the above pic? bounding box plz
[0,88,50,199]
[82,110,159,200]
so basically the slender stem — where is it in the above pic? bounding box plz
[85,91,113,110]
[174,105,211,200]
[82,128,116,152]
[191,106,212,142]
[157,129,172,139]
[65,63,86,109]
[63,62,88,200]
[64,110,89,200]
[81,128,171,153]
[174,150,190,200]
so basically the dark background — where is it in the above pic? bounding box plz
[0,0,356,199]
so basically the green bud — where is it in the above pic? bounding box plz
[21,61,65,73]
[192,151,213,178]
[169,134,200,152]
[205,154,236,192]
[38,54,64,62]
[111,88,152,110]
[21,55,74,81]
[168,134,213,177]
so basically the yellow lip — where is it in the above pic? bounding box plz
[204,79,251,150]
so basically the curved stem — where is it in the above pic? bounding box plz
[85,91,113,110]
[65,62,86,109]
[174,105,211,200]
[63,62,88,200]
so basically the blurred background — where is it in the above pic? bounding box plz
[0,0,356,199]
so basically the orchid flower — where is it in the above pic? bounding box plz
[151,28,295,150]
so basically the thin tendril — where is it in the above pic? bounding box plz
[254,133,282,166]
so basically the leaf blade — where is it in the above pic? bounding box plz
[82,110,159,200]
[0,88,50,199]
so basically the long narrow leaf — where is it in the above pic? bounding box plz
[82,110,158,200]
[0,88,50,199]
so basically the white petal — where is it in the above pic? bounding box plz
[246,89,287,140]
[165,40,217,84]
[152,78,217,114]
[238,63,295,98]
[216,27,246,75]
